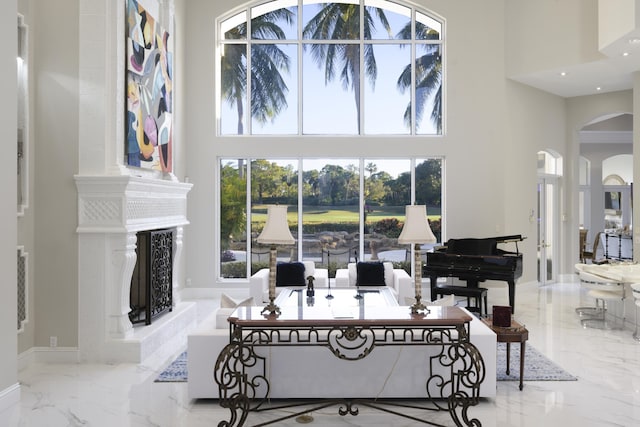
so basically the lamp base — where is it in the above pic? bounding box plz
[410,298,430,315]
[261,302,281,317]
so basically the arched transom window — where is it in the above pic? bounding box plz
[217,0,444,136]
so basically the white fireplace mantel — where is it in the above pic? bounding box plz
[75,175,192,233]
[75,174,194,362]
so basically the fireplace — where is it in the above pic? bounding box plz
[129,228,174,325]
[75,175,193,362]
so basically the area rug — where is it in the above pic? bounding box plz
[156,345,577,383]
[496,342,577,381]
[155,351,187,382]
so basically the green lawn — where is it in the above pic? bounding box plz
[251,205,441,225]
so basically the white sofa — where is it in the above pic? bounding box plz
[335,262,413,303]
[249,260,328,303]
[187,294,496,399]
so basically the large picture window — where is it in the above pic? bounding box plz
[219,158,443,279]
[218,0,444,135]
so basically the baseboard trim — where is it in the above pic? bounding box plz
[0,382,20,414]
[18,347,79,369]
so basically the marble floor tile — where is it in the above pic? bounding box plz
[2,279,640,426]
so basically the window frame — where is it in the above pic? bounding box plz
[217,157,444,281]
[216,0,445,136]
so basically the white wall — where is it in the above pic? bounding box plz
[0,0,19,409]
[504,81,566,281]
[32,0,79,347]
[506,0,603,78]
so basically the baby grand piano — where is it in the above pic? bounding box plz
[423,235,524,313]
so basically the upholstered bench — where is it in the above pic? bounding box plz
[433,285,488,316]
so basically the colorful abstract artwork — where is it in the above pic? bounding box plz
[126,0,173,172]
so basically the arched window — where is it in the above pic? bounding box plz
[217,0,444,135]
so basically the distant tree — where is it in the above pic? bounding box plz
[415,159,442,206]
[251,159,284,203]
[220,163,247,249]
[319,164,349,205]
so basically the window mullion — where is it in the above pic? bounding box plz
[411,9,417,136]
[360,0,365,135]
[298,1,303,136]
[246,17,252,135]
[246,159,252,279]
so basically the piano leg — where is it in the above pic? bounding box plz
[508,280,515,314]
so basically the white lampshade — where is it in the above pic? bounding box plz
[257,205,295,245]
[397,205,437,244]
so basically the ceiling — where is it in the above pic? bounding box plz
[511,33,640,99]
[511,35,639,143]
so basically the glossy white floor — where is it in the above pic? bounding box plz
[3,279,640,427]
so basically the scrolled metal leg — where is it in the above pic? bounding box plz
[214,338,270,426]
[427,340,485,426]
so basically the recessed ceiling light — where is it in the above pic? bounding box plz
[629,38,640,44]
[596,87,602,91]
[559,72,567,77]
[623,52,630,56]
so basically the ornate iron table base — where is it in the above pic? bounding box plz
[214,309,485,427]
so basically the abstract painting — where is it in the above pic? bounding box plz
[125,0,173,172]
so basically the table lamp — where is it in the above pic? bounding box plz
[256,205,295,316]
[398,205,437,314]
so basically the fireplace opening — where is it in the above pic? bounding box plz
[129,228,173,325]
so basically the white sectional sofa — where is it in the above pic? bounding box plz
[249,260,328,303]
[187,291,497,400]
[335,261,414,303]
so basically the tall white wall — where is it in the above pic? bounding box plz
[506,0,603,77]
[0,0,19,411]
[32,0,79,347]
[504,81,566,281]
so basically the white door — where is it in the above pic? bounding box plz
[537,178,557,284]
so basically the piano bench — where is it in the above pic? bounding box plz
[433,285,488,316]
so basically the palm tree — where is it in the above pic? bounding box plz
[396,22,442,133]
[221,9,294,134]
[303,4,391,133]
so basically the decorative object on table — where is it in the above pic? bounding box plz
[492,305,512,327]
[256,205,295,317]
[325,248,334,299]
[306,275,315,297]
[398,205,437,314]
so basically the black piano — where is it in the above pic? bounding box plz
[423,234,524,313]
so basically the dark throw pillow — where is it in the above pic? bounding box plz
[356,261,386,286]
[276,262,306,286]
